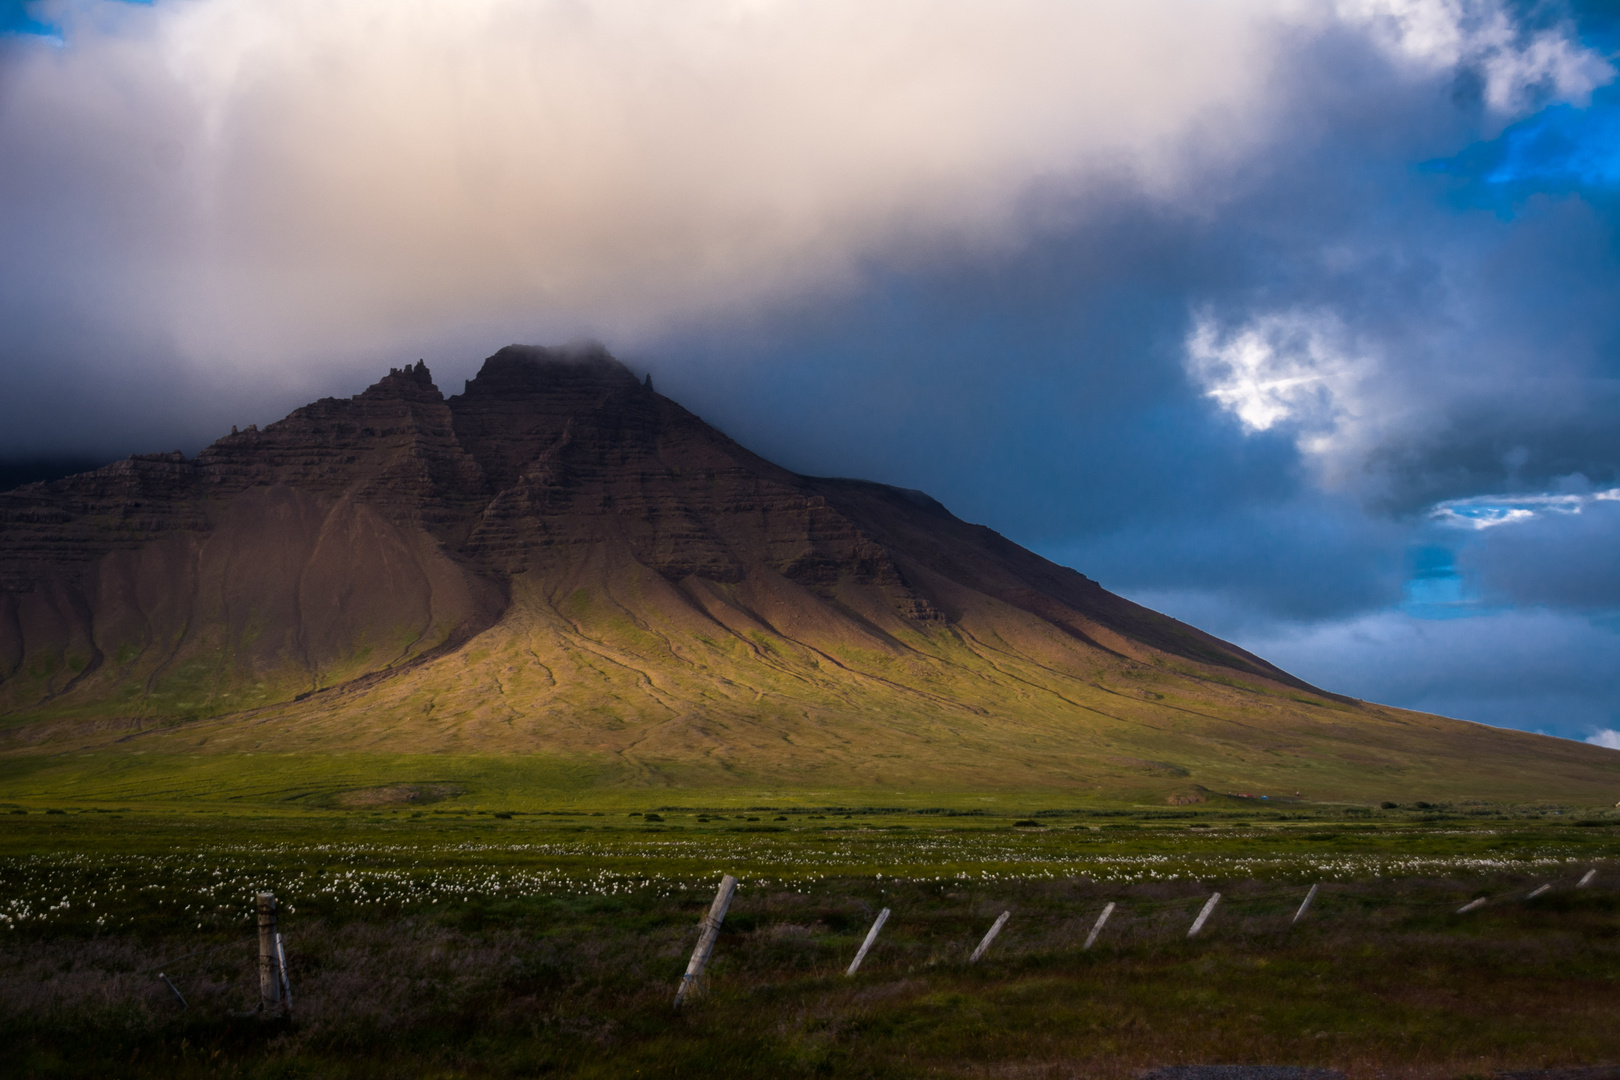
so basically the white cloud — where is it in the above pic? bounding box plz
[1185,308,1367,434]
[1184,307,1389,480]
[1588,730,1620,750]
[1432,488,1620,529]
[0,0,1607,371]
[1337,0,1612,110]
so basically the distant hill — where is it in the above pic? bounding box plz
[2,345,1615,804]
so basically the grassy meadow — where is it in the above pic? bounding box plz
[3,793,1619,1079]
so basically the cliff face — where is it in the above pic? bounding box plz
[0,344,1301,725]
[10,344,1613,801]
[0,360,504,718]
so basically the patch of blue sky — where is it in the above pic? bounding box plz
[1400,544,1483,619]
[1423,82,1620,203]
[1424,0,1620,203]
[1430,488,1618,529]
[1400,485,1620,618]
[1,0,57,38]
[1484,97,1620,187]
[1,0,153,40]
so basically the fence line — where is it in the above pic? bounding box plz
[102,866,1614,1014]
[678,866,1609,997]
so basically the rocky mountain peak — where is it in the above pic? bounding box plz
[457,343,642,401]
[361,358,443,403]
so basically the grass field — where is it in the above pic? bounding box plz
[3,802,1619,1078]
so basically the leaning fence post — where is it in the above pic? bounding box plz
[256,892,280,1012]
[1188,892,1221,938]
[274,931,292,1008]
[1083,902,1115,950]
[1457,897,1487,914]
[675,874,737,1008]
[970,911,1010,962]
[1578,869,1597,888]
[1292,883,1320,926]
[846,907,891,976]
[157,972,188,1011]
[1526,883,1551,900]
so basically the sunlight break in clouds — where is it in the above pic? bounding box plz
[0,0,1608,372]
[1432,488,1620,530]
[1184,307,1380,469]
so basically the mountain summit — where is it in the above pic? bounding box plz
[2,346,1614,801]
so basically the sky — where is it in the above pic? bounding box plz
[3,0,1620,748]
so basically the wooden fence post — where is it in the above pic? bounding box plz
[274,931,292,1008]
[969,911,1010,962]
[1457,897,1487,914]
[256,892,280,1012]
[1187,892,1221,938]
[1578,869,1597,888]
[1083,902,1115,950]
[1292,883,1320,925]
[157,972,188,1010]
[1526,883,1551,900]
[846,907,891,976]
[675,874,737,1008]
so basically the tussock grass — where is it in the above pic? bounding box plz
[2,810,1618,1077]
[5,876,1619,1078]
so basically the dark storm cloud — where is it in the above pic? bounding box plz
[1241,607,1620,741]
[1455,494,1620,610]
[642,14,1620,624]
[1176,107,1620,509]
[645,196,1273,540]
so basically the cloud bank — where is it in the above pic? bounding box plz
[2,1,1605,378]
[2,0,1290,365]
[1236,605,1620,736]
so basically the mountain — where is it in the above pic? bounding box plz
[2,345,1616,804]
